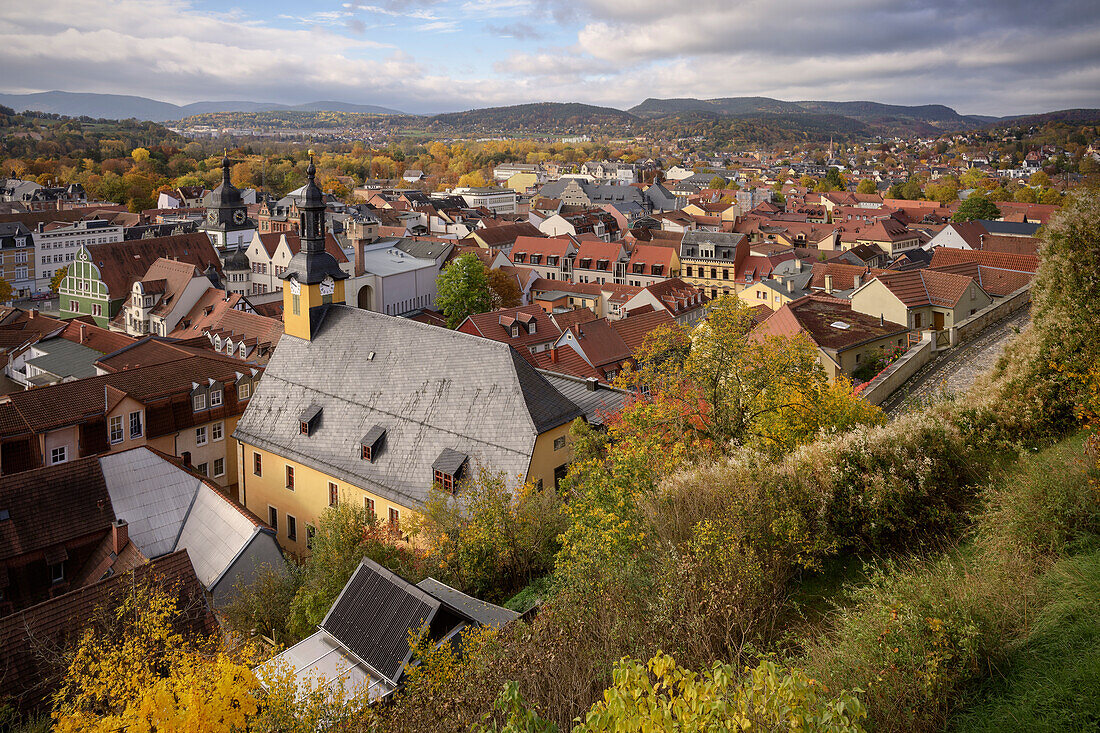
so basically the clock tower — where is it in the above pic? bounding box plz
[201,152,254,248]
[280,153,348,341]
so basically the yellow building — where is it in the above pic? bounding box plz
[506,172,540,193]
[232,157,584,555]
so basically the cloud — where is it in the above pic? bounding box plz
[484,21,542,40]
[0,0,1097,115]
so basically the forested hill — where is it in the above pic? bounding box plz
[629,96,994,135]
[426,102,639,134]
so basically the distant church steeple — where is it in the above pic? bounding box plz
[280,151,348,341]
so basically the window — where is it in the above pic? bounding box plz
[388,507,400,530]
[268,506,278,531]
[285,465,295,490]
[306,524,316,549]
[553,435,567,451]
[212,422,223,441]
[253,452,262,476]
[433,469,455,494]
[287,515,297,541]
[213,457,225,477]
[50,562,65,583]
[328,481,339,506]
[195,426,207,446]
[361,444,372,461]
[364,496,375,519]
[209,389,222,407]
[292,293,300,316]
[193,393,206,411]
[196,462,209,476]
[50,446,67,465]
[238,382,250,401]
[109,415,123,443]
[129,411,142,439]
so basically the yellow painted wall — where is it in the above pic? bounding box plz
[237,441,419,557]
[506,172,538,193]
[526,423,573,490]
[283,278,346,340]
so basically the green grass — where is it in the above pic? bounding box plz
[950,549,1100,732]
[504,575,552,613]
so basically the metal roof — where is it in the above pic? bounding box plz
[24,338,105,380]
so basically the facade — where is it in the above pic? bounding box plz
[849,269,992,331]
[32,218,124,293]
[455,187,518,215]
[0,222,34,298]
[57,233,222,327]
[117,258,222,337]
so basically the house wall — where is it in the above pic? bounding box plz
[850,279,914,327]
[208,530,285,607]
[237,441,422,557]
[105,396,148,453]
[526,423,573,490]
[42,426,78,466]
[834,332,912,377]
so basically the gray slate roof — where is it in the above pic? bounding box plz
[233,306,582,509]
[538,371,628,426]
[416,577,519,628]
[25,338,105,380]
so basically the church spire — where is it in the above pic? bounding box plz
[221,148,231,188]
[300,150,326,255]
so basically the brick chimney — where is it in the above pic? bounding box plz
[79,323,87,343]
[550,346,558,363]
[112,518,128,554]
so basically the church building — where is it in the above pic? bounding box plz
[201,153,255,249]
[232,156,583,554]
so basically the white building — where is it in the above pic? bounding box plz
[454,187,518,214]
[34,219,124,292]
[345,242,442,315]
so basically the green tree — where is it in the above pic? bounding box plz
[436,254,492,328]
[709,176,727,190]
[856,179,878,195]
[824,168,845,190]
[952,195,1002,222]
[1028,170,1051,188]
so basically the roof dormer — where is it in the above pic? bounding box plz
[299,404,322,436]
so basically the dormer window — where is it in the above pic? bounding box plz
[527,321,536,334]
[432,448,468,495]
[361,425,386,462]
[511,324,520,337]
[299,404,322,436]
[530,254,542,265]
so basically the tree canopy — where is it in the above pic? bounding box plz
[436,254,493,328]
[952,195,1002,222]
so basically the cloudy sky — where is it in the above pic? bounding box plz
[1,0,1098,115]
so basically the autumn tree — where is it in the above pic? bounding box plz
[0,278,12,303]
[51,582,260,733]
[50,267,67,293]
[130,147,150,164]
[617,296,883,455]
[709,176,727,190]
[436,253,492,328]
[571,653,867,732]
[952,194,1002,222]
[413,464,566,603]
[487,268,521,309]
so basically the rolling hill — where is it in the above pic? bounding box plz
[0,91,405,121]
[426,102,638,133]
[628,96,995,135]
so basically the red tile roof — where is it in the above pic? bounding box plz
[86,233,221,300]
[457,305,561,349]
[929,247,1039,274]
[872,269,976,308]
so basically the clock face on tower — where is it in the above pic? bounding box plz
[233,210,246,225]
[206,210,218,225]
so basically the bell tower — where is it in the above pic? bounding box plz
[280,152,348,340]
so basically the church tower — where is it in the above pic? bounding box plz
[280,153,348,340]
[202,152,253,248]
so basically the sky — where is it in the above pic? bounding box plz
[1,0,1099,116]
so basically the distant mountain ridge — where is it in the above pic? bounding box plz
[628,97,996,134]
[0,91,405,121]
[427,102,637,132]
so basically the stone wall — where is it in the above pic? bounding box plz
[859,333,935,406]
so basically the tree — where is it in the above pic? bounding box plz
[617,296,883,455]
[709,176,727,190]
[130,147,150,164]
[50,266,67,293]
[0,278,11,304]
[486,268,521,310]
[458,170,487,188]
[1028,170,1051,188]
[856,179,878,195]
[572,653,867,732]
[51,582,260,733]
[436,254,492,328]
[824,168,845,190]
[952,194,1002,222]
[412,464,566,603]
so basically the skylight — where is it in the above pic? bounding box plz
[830,321,851,330]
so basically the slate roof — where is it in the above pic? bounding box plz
[24,338,105,380]
[0,549,214,712]
[233,306,582,510]
[416,577,519,628]
[0,456,114,562]
[538,371,628,426]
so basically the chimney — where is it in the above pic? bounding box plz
[824,274,833,294]
[586,376,599,392]
[879,313,885,326]
[112,518,128,554]
[786,279,794,294]
[28,309,36,320]
[853,274,862,289]
[550,346,558,363]
[79,323,87,343]
[795,257,803,272]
